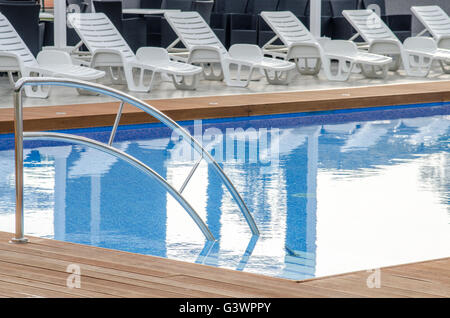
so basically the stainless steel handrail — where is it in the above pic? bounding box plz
[24,131,215,241]
[11,77,259,243]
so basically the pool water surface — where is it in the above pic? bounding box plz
[0,103,448,280]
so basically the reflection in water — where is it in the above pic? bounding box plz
[0,106,448,280]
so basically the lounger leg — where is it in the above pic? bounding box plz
[264,69,293,85]
[360,64,389,79]
[389,55,402,72]
[295,58,321,75]
[222,61,253,87]
[322,58,353,81]
[250,68,265,81]
[109,67,127,85]
[21,71,51,98]
[170,74,199,90]
[439,60,450,74]
[123,66,153,92]
[402,53,432,77]
[7,72,20,87]
[201,63,224,81]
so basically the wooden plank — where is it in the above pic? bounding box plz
[1,81,450,134]
[0,232,448,298]
[0,248,226,298]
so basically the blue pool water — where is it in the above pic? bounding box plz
[0,103,449,280]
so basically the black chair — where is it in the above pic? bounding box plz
[211,0,248,48]
[161,0,192,10]
[140,0,163,8]
[329,0,359,40]
[141,0,164,47]
[145,0,193,47]
[0,1,43,56]
[229,0,279,47]
[193,0,213,25]
[361,0,411,42]
[93,0,146,52]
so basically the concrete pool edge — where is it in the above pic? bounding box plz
[1,81,450,134]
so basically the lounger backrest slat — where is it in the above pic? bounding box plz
[0,13,37,66]
[164,11,228,56]
[342,10,398,44]
[260,11,317,46]
[68,13,135,61]
[411,6,450,40]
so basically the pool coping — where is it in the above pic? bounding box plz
[0,81,450,134]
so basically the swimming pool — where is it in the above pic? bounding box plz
[0,103,449,280]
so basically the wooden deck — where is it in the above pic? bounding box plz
[0,232,448,298]
[1,81,450,134]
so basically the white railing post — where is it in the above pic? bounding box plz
[54,0,68,49]
[310,0,322,38]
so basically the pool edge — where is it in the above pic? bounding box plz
[1,81,450,134]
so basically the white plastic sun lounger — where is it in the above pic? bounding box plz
[0,13,105,98]
[260,11,392,81]
[68,13,202,92]
[343,9,450,77]
[411,6,450,50]
[164,11,295,87]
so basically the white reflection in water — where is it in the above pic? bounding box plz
[315,152,450,277]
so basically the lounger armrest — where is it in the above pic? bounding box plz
[189,45,224,56]
[91,48,127,59]
[403,37,438,58]
[0,51,26,70]
[90,48,128,67]
[368,38,402,55]
[222,56,254,68]
[0,51,23,61]
[435,34,450,48]
[187,45,225,64]
[37,50,73,66]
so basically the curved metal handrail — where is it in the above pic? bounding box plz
[24,131,215,241]
[11,77,259,244]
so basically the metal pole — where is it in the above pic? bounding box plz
[54,0,67,49]
[11,91,27,243]
[310,0,322,38]
[108,102,124,146]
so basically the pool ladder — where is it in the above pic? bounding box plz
[10,77,259,243]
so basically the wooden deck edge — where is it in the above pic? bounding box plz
[297,257,450,284]
[0,81,449,134]
[0,232,448,298]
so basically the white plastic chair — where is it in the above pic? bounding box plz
[0,13,105,98]
[260,11,392,81]
[343,9,450,77]
[68,13,203,92]
[164,11,295,87]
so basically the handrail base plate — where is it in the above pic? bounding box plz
[9,238,28,244]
